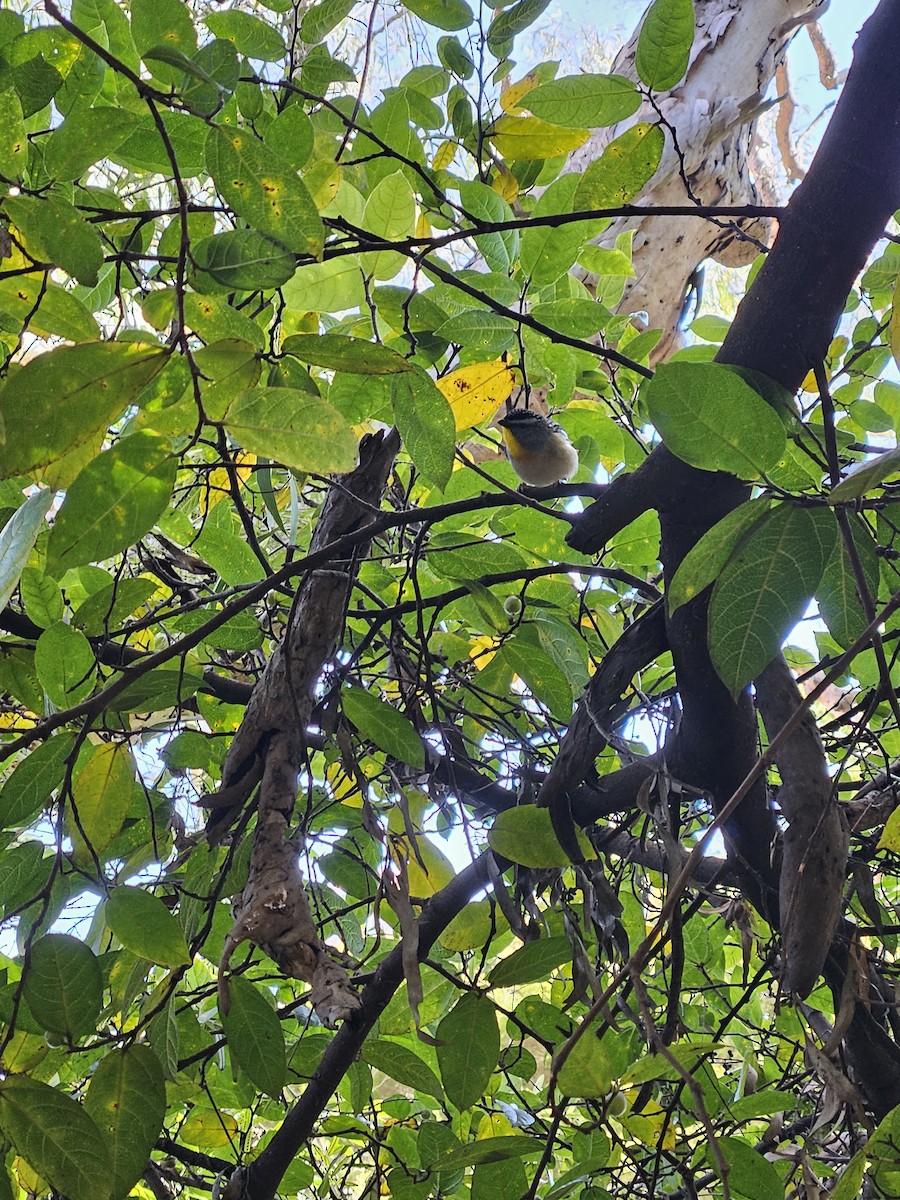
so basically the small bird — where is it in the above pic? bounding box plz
[497,408,578,487]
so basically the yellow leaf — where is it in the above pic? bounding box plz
[437,361,515,431]
[181,1109,239,1147]
[0,711,35,728]
[621,1105,676,1150]
[891,277,900,372]
[799,371,817,393]
[501,72,540,114]
[477,1113,515,1138]
[390,832,455,897]
[492,171,519,203]
[432,141,455,171]
[878,807,900,852]
[469,634,497,667]
[325,761,362,806]
[202,452,256,512]
[488,116,588,162]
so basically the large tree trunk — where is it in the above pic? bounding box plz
[572,0,824,359]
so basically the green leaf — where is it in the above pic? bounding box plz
[525,74,641,129]
[19,568,64,629]
[437,36,475,79]
[141,42,215,81]
[489,807,591,868]
[830,1150,868,1200]
[439,900,495,951]
[147,999,180,1080]
[43,107,141,181]
[405,0,474,32]
[489,935,572,987]
[35,621,95,706]
[635,0,695,91]
[299,0,357,42]
[131,0,197,82]
[829,445,900,501]
[574,123,665,209]
[557,1032,616,1098]
[361,1038,444,1100]
[342,686,425,769]
[0,88,27,178]
[487,0,551,47]
[204,10,285,61]
[0,343,167,481]
[709,504,836,697]
[47,432,176,572]
[223,387,357,474]
[0,733,76,829]
[499,633,573,720]
[429,537,526,580]
[205,124,324,257]
[489,115,588,162]
[69,742,136,859]
[668,499,770,615]
[85,1046,167,1200]
[282,333,416,373]
[0,1077,112,1200]
[362,170,416,280]
[643,362,786,478]
[436,993,499,1111]
[713,1137,782,1200]
[0,842,52,917]
[0,276,99,344]
[458,180,518,274]
[621,1040,721,1084]
[521,175,607,287]
[391,371,456,490]
[105,886,191,967]
[23,933,102,1039]
[282,256,367,313]
[531,299,611,338]
[817,517,880,649]
[192,230,296,291]
[5,193,104,286]
[432,1137,543,1173]
[221,976,287,1099]
[0,491,52,612]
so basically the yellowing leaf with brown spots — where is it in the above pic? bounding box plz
[205,125,324,257]
[437,361,516,430]
[500,72,540,114]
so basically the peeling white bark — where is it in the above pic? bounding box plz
[569,0,826,360]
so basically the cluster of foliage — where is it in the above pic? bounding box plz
[1,0,900,1197]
